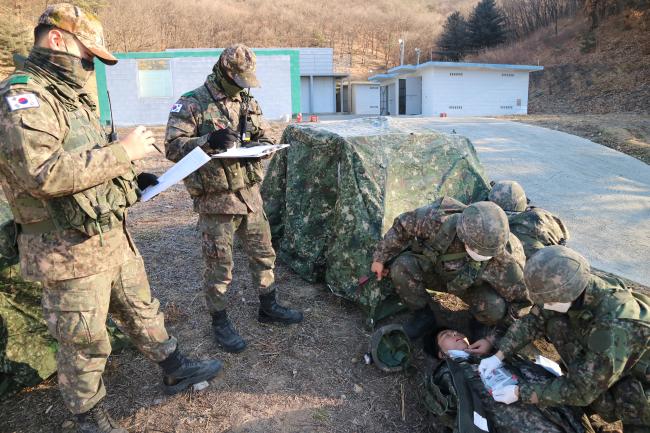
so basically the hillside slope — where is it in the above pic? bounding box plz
[469,10,650,114]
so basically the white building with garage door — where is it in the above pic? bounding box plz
[369,61,543,117]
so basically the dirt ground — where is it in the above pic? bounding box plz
[1,124,640,433]
[508,113,650,165]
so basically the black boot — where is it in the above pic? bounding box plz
[211,310,247,353]
[258,290,304,324]
[74,400,127,433]
[159,349,223,395]
[403,306,437,341]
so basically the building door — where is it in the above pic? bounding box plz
[398,79,406,115]
[380,86,388,115]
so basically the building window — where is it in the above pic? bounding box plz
[137,59,173,98]
[500,105,514,109]
[501,73,515,77]
[449,72,463,77]
[449,105,463,110]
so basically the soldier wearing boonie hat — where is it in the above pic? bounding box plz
[0,4,223,432]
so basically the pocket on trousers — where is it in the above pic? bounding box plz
[43,287,100,345]
[118,257,160,319]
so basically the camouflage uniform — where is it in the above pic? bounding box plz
[488,180,569,259]
[424,356,593,433]
[0,46,175,413]
[164,48,275,313]
[373,197,531,328]
[498,275,650,432]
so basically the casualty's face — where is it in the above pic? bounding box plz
[437,329,470,355]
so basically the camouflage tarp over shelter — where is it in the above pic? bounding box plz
[262,117,491,323]
[0,199,128,398]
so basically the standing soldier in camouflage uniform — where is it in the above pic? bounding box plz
[0,4,222,432]
[371,198,531,352]
[165,44,303,353]
[488,180,569,258]
[479,246,650,433]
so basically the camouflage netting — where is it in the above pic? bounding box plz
[262,117,491,323]
[0,199,129,398]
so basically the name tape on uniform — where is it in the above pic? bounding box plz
[6,93,39,111]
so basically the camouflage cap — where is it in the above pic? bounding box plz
[218,44,259,88]
[38,3,117,65]
[524,246,591,304]
[489,180,527,212]
[456,201,509,257]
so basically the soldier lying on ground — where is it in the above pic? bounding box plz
[487,180,569,258]
[480,246,650,433]
[370,197,531,354]
[422,327,594,433]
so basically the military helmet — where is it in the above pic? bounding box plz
[369,324,412,373]
[218,44,259,88]
[524,245,591,304]
[38,3,117,65]
[456,202,509,257]
[489,180,527,212]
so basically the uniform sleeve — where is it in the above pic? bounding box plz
[519,321,635,406]
[164,97,209,162]
[248,98,271,143]
[0,90,132,199]
[497,306,546,357]
[372,205,438,263]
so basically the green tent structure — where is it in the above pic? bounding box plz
[262,117,491,324]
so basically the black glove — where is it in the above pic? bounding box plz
[137,172,159,190]
[207,127,239,151]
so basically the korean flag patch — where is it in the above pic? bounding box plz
[6,93,39,111]
[170,103,183,113]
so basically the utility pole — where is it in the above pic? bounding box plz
[398,39,405,66]
[415,48,421,65]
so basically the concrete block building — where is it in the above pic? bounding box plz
[369,61,543,117]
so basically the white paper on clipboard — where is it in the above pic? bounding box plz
[140,147,211,202]
[211,143,289,159]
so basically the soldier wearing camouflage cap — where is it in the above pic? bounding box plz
[165,44,303,354]
[0,4,222,432]
[488,180,570,258]
[371,197,531,351]
[479,246,650,433]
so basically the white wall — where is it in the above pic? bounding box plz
[420,66,530,116]
[311,76,335,113]
[106,55,293,125]
[351,84,380,115]
[300,77,311,114]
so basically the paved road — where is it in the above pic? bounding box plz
[419,117,649,286]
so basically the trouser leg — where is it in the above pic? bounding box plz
[237,210,276,296]
[109,252,177,362]
[588,376,650,430]
[42,272,114,415]
[199,213,240,313]
[390,252,437,310]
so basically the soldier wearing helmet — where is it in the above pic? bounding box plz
[165,44,303,354]
[488,180,569,258]
[479,246,650,433]
[371,197,531,351]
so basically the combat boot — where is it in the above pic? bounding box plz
[258,290,304,324]
[74,400,127,433]
[211,310,247,353]
[403,306,437,341]
[158,348,223,394]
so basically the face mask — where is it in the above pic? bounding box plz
[214,64,244,98]
[465,245,493,262]
[29,46,93,89]
[81,57,95,72]
[543,302,572,313]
